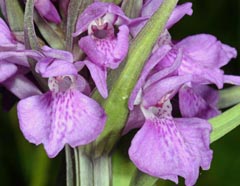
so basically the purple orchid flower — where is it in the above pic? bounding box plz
[129,31,239,119]
[129,100,213,186]
[17,47,106,158]
[73,2,131,98]
[123,42,212,185]
[0,18,42,99]
[34,0,61,24]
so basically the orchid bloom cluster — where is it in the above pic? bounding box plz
[0,1,239,186]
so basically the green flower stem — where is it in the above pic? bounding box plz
[93,156,112,186]
[66,145,75,186]
[218,86,240,109]
[78,148,94,186]
[92,0,178,157]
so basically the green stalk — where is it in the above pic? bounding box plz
[78,148,94,186]
[210,103,240,142]
[93,156,112,186]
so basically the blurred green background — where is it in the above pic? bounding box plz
[0,0,240,186]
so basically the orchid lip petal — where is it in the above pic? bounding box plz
[17,88,106,158]
[129,114,212,186]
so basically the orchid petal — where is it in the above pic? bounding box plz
[122,105,145,135]
[179,85,220,119]
[143,75,192,108]
[175,34,237,68]
[144,48,182,88]
[0,18,15,45]
[0,62,17,82]
[111,25,129,68]
[128,45,171,110]
[166,3,193,29]
[224,75,240,85]
[34,0,61,24]
[129,117,212,186]
[17,89,106,158]
[84,60,108,98]
[73,2,130,36]
[36,58,78,78]
[2,74,42,99]
[78,36,106,67]
[41,46,74,62]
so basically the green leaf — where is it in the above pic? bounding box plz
[92,0,178,157]
[121,0,143,18]
[66,0,93,51]
[5,0,24,31]
[210,103,240,143]
[101,0,122,4]
[33,12,65,49]
[24,0,48,91]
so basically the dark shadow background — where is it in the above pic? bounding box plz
[0,0,239,185]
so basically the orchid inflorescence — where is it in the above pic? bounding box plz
[0,0,239,186]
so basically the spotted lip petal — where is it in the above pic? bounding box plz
[129,116,212,186]
[79,25,129,69]
[17,89,106,158]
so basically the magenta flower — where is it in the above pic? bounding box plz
[0,18,42,99]
[73,2,131,98]
[129,100,212,186]
[129,32,239,118]
[17,47,106,158]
